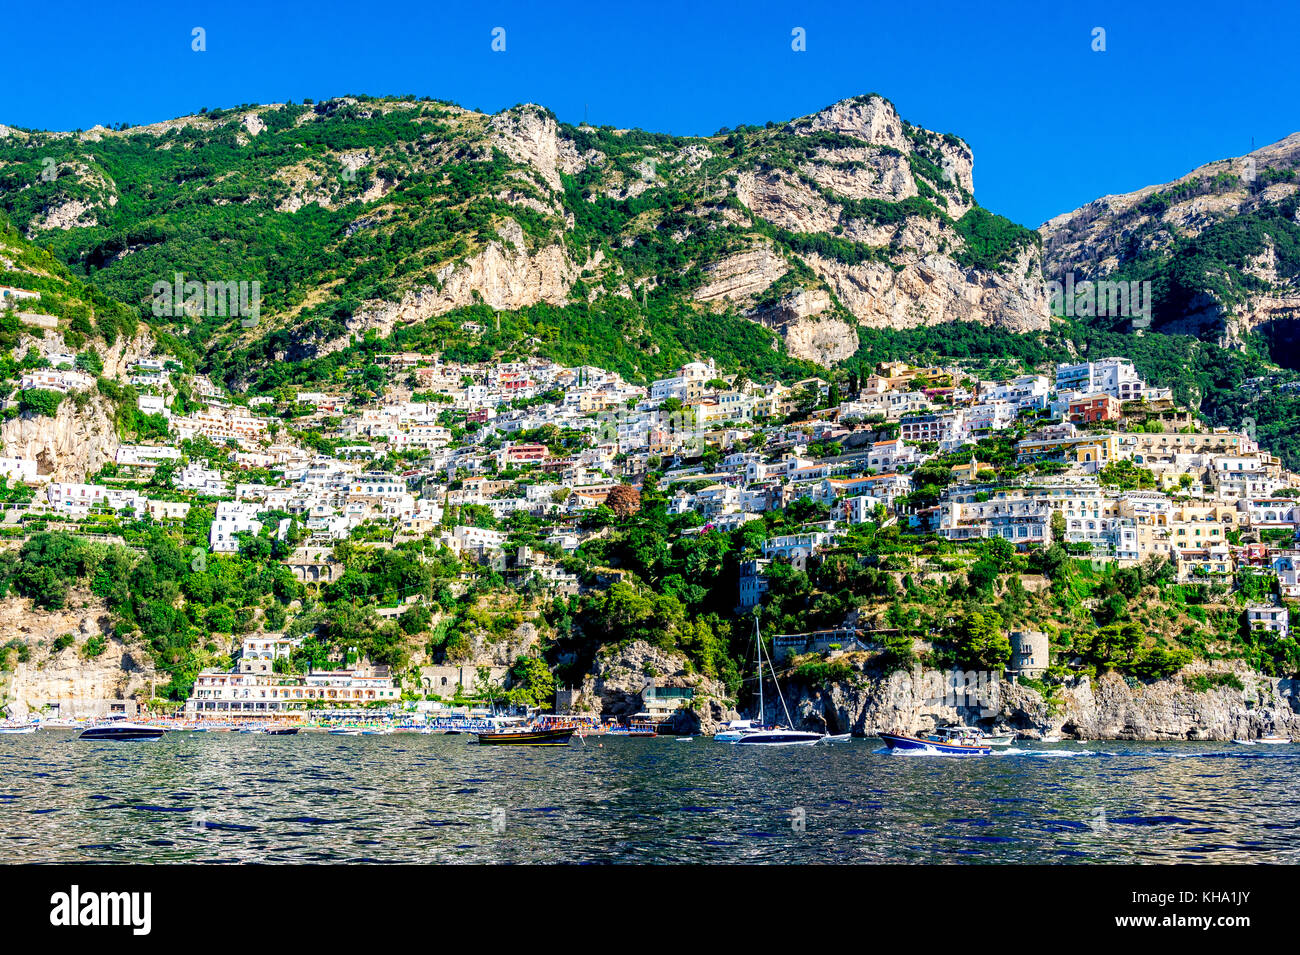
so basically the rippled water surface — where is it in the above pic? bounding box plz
[3,731,1298,863]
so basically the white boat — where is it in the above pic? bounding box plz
[735,728,825,746]
[1040,733,1064,743]
[0,724,37,735]
[1232,738,1256,746]
[714,719,759,742]
[1258,735,1291,745]
[728,617,826,747]
[983,731,1016,747]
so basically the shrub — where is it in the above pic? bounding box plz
[19,388,64,418]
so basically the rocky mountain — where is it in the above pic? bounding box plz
[0,94,1047,382]
[1040,133,1300,361]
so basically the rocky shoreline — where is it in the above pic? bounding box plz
[776,664,1300,742]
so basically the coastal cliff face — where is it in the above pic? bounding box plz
[0,593,156,720]
[0,330,156,480]
[0,331,157,483]
[322,218,592,354]
[568,639,736,731]
[779,662,1300,741]
[0,389,119,483]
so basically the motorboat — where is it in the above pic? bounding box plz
[879,730,991,756]
[734,727,825,747]
[606,721,657,737]
[0,723,37,735]
[472,723,576,746]
[78,720,167,741]
[714,719,759,743]
[1258,735,1291,744]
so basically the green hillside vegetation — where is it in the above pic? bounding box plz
[0,94,1036,394]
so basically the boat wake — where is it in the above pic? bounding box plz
[1003,748,1085,758]
[875,745,979,757]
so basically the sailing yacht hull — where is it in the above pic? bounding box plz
[734,730,824,746]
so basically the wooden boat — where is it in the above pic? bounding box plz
[879,731,991,756]
[472,724,577,746]
[264,726,299,735]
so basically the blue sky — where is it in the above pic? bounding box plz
[3,0,1296,226]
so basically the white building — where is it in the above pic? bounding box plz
[0,456,38,483]
[210,501,264,552]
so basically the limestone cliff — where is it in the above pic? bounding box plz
[0,331,160,482]
[779,659,1300,741]
[324,219,588,353]
[1,389,119,482]
[568,639,735,732]
[0,593,157,720]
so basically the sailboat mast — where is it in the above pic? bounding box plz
[766,638,798,729]
[756,614,798,729]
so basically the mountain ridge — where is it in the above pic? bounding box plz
[0,93,1047,385]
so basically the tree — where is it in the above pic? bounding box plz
[506,656,556,708]
[967,558,999,595]
[75,350,103,375]
[955,609,1010,670]
[398,603,431,635]
[606,483,641,519]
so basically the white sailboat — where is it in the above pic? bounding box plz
[730,617,826,747]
